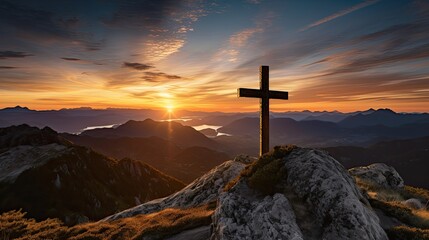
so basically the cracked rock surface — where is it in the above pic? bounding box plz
[211,148,388,240]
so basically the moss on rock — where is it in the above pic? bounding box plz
[224,145,297,195]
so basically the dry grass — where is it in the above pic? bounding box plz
[354,174,429,205]
[370,198,429,230]
[355,177,404,201]
[402,186,429,202]
[0,210,66,240]
[0,203,216,240]
[355,173,429,240]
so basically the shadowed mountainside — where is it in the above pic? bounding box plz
[62,134,230,183]
[81,119,219,149]
[0,125,184,225]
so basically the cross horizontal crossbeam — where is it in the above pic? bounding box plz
[237,88,289,99]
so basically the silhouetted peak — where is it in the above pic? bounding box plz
[41,126,57,134]
[14,105,28,110]
[359,108,376,115]
[0,106,32,112]
[374,108,396,114]
[120,119,157,128]
[116,119,186,133]
[0,124,67,149]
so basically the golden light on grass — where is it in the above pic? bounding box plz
[0,203,216,239]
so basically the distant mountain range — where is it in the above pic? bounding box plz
[339,108,429,128]
[1,107,429,188]
[3,106,426,134]
[0,125,184,225]
[218,109,429,148]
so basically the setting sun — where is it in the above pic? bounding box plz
[166,105,174,113]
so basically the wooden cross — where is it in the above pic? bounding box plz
[237,66,289,156]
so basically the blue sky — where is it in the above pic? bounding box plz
[0,0,428,112]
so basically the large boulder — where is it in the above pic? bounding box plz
[349,163,404,189]
[212,179,303,240]
[211,147,388,240]
[402,198,424,210]
[103,158,246,221]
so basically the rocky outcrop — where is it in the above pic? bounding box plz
[349,163,404,188]
[211,147,388,240]
[212,179,303,240]
[402,198,424,210]
[103,157,247,221]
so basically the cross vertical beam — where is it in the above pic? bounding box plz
[237,65,289,156]
[260,66,269,156]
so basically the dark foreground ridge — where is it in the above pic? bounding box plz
[1,145,428,239]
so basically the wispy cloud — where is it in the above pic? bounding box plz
[61,57,81,61]
[107,0,211,62]
[122,62,154,71]
[141,71,182,82]
[300,0,380,31]
[229,28,263,47]
[216,28,262,62]
[142,38,186,61]
[0,66,17,69]
[216,12,274,63]
[0,1,101,50]
[0,51,33,59]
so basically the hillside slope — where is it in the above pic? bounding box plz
[0,125,184,225]
[81,119,218,149]
[63,134,230,183]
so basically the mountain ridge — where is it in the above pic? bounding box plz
[81,119,218,149]
[0,125,184,225]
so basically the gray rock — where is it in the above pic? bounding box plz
[402,198,423,210]
[285,148,387,240]
[212,179,303,240]
[349,163,404,189]
[103,159,246,221]
[211,148,388,240]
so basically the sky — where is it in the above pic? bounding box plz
[1,0,429,112]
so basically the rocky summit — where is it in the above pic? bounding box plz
[212,146,387,240]
[102,146,392,240]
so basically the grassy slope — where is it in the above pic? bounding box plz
[355,178,429,240]
[0,202,215,240]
